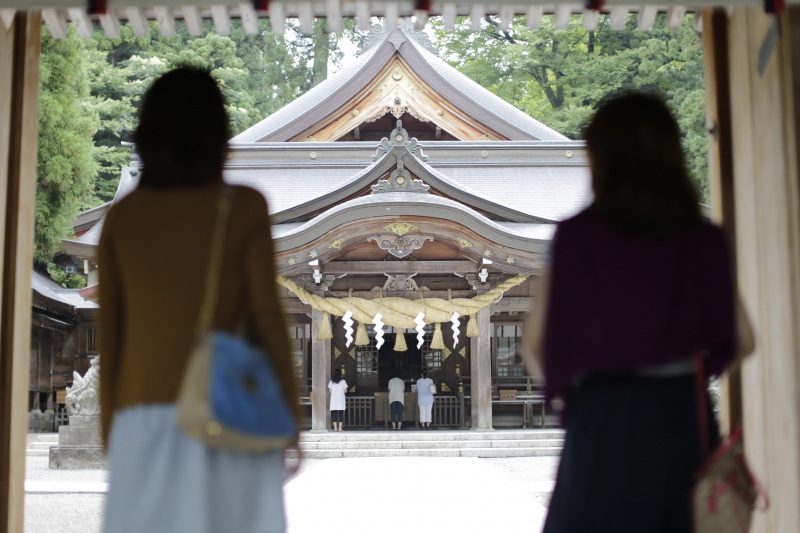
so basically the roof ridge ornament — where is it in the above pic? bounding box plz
[357,21,438,57]
[371,158,431,194]
[371,119,429,162]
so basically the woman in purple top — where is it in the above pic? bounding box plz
[524,92,753,532]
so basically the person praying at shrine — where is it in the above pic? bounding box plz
[387,370,405,430]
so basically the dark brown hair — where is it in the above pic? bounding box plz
[133,67,231,187]
[584,91,702,238]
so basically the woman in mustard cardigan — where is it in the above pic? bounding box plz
[98,68,299,533]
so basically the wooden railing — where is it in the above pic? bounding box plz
[432,395,464,427]
[345,396,374,428]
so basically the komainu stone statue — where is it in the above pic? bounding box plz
[65,356,101,416]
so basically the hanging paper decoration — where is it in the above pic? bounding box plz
[430,323,445,350]
[318,311,333,340]
[342,310,354,347]
[450,311,461,348]
[355,322,369,346]
[394,330,408,351]
[466,314,480,337]
[373,312,385,349]
[414,311,426,349]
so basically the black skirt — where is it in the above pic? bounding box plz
[542,374,719,533]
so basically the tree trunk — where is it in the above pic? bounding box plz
[312,18,329,87]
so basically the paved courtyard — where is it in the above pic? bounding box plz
[24,454,557,532]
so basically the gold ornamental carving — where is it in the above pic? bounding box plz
[457,238,474,249]
[385,222,417,236]
[329,239,345,249]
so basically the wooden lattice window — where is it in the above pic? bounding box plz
[494,324,524,377]
[421,324,442,372]
[288,324,310,386]
[85,328,97,354]
[355,327,379,388]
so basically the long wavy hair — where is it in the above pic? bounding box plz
[133,67,231,188]
[584,91,702,238]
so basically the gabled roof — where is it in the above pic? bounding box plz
[232,25,567,143]
[270,120,558,225]
[224,139,591,223]
[31,270,97,311]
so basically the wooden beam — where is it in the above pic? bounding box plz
[210,5,231,35]
[154,6,175,36]
[326,0,342,33]
[667,5,687,30]
[322,260,477,275]
[126,7,149,37]
[41,8,67,39]
[725,6,800,531]
[182,5,203,36]
[702,8,742,433]
[526,4,543,30]
[67,7,92,38]
[554,4,571,30]
[238,2,259,35]
[98,9,121,38]
[1,11,41,533]
[609,6,629,30]
[582,9,599,32]
[269,1,285,34]
[442,3,457,31]
[638,5,658,31]
[0,10,14,31]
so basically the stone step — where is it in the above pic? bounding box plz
[291,447,563,459]
[298,430,564,442]
[29,442,57,450]
[303,438,564,450]
[26,449,51,457]
[26,433,59,445]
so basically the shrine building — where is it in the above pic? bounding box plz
[61,23,591,431]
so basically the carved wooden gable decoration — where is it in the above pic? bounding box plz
[295,58,506,143]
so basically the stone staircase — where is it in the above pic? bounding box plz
[28,429,565,459]
[296,429,564,459]
[26,433,58,457]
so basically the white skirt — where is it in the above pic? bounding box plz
[104,404,286,533]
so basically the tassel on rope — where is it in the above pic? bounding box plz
[466,315,480,337]
[318,311,333,340]
[394,330,408,351]
[430,323,445,350]
[355,322,369,346]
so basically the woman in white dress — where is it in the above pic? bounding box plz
[328,368,348,431]
[416,369,436,430]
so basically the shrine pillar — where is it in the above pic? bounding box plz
[310,308,331,431]
[1,11,41,533]
[469,306,492,430]
[704,7,800,532]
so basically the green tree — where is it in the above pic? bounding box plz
[433,14,710,201]
[36,26,100,263]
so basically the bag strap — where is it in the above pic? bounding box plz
[195,185,234,334]
[694,353,710,459]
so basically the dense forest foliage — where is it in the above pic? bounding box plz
[35,14,706,266]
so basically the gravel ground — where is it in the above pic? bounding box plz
[24,455,560,533]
